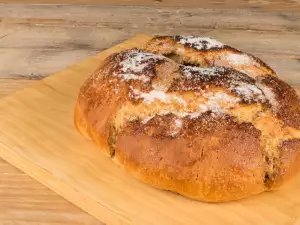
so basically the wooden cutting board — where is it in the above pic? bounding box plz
[1,34,300,225]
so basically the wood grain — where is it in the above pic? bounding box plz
[0,159,103,225]
[0,78,35,98]
[1,4,300,85]
[0,3,300,224]
[0,0,299,12]
[1,4,300,32]
[1,34,300,225]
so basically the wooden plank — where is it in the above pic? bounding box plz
[1,23,300,57]
[1,5,299,86]
[0,0,299,12]
[1,4,300,32]
[0,78,37,98]
[1,34,300,225]
[0,23,131,78]
[1,20,299,85]
[0,75,104,224]
[0,159,103,225]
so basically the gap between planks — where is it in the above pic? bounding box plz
[0,0,299,12]
[0,4,299,86]
[0,4,300,32]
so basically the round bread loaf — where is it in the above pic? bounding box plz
[74,35,300,202]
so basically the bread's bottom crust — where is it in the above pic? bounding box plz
[74,102,112,157]
[74,103,265,202]
[113,154,265,203]
[74,102,300,202]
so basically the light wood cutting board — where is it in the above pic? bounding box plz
[1,34,300,225]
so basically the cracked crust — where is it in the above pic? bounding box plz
[74,35,300,202]
[144,35,276,78]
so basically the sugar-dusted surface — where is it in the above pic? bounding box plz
[110,48,276,112]
[181,66,226,78]
[108,46,279,128]
[83,35,300,208]
[226,53,256,66]
[179,65,270,105]
[173,35,224,50]
[119,50,165,75]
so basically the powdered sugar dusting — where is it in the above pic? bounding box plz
[114,49,165,83]
[120,50,164,73]
[136,92,240,123]
[181,65,225,78]
[194,92,240,115]
[226,53,257,66]
[132,88,187,106]
[141,116,154,124]
[173,35,224,50]
[231,83,266,103]
[141,90,170,104]
[180,65,268,104]
[173,96,188,107]
[204,92,240,111]
[175,118,182,128]
[112,46,277,130]
[256,82,278,109]
[120,73,150,82]
[169,118,183,136]
[158,110,202,120]
[183,112,202,118]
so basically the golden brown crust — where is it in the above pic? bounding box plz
[272,139,300,188]
[169,66,267,105]
[114,113,265,202]
[260,76,300,129]
[74,35,300,202]
[144,35,276,78]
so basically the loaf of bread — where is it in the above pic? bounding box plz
[74,35,300,202]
